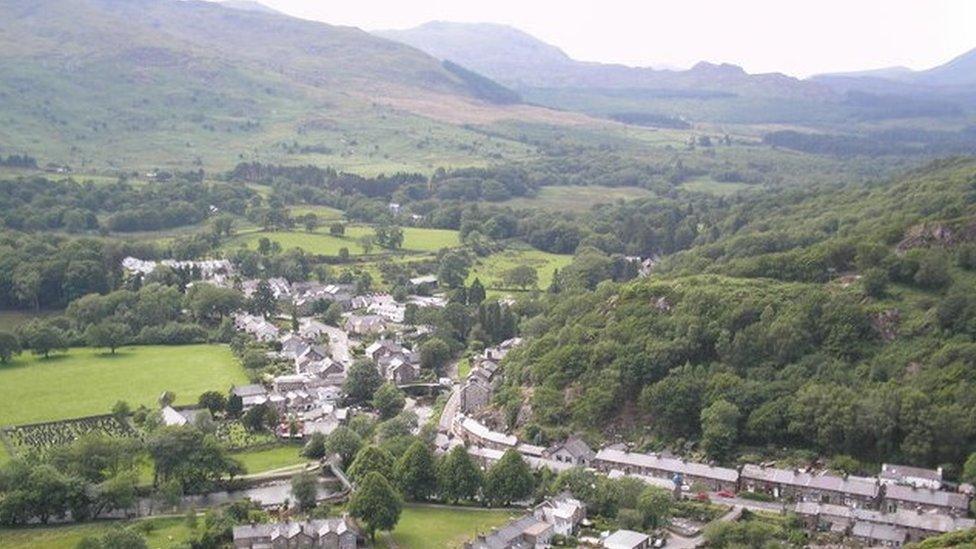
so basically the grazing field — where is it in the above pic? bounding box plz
[231,444,307,474]
[0,517,192,549]
[3,415,138,457]
[378,505,517,549]
[680,177,755,196]
[467,245,573,293]
[0,345,247,425]
[493,185,655,212]
[288,204,345,220]
[226,225,460,256]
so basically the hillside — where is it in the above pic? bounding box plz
[376,21,830,99]
[0,0,576,171]
[501,158,976,471]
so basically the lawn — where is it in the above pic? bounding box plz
[493,185,655,213]
[467,245,573,294]
[231,444,307,474]
[226,225,460,256]
[0,345,247,425]
[378,504,517,549]
[0,517,192,549]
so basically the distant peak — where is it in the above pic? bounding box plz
[690,61,746,75]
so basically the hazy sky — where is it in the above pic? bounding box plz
[247,0,975,77]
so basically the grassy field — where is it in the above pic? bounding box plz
[231,444,307,474]
[493,185,655,212]
[226,225,460,256]
[288,204,345,221]
[0,345,247,425]
[0,517,192,549]
[680,177,755,196]
[467,245,573,294]
[378,505,517,549]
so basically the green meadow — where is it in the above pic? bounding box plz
[226,225,460,256]
[0,345,247,425]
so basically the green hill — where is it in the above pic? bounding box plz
[503,158,976,471]
[0,0,560,172]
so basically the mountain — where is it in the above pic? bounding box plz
[917,47,976,87]
[375,21,829,99]
[814,47,976,94]
[0,0,568,170]
[218,0,280,14]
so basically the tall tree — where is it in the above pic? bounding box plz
[700,399,741,461]
[437,446,482,503]
[483,450,534,506]
[343,359,383,405]
[85,321,129,354]
[249,280,276,318]
[291,472,318,511]
[347,445,395,485]
[394,441,438,501]
[372,382,406,420]
[325,426,363,468]
[348,472,402,541]
[0,331,21,363]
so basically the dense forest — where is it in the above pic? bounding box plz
[501,158,976,476]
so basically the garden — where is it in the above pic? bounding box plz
[1,415,138,458]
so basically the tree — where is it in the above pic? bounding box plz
[325,426,363,467]
[185,284,243,323]
[359,236,374,255]
[372,382,406,420]
[242,403,277,432]
[437,252,469,288]
[348,472,402,540]
[226,393,243,418]
[347,445,395,485]
[963,452,976,485]
[437,446,483,503]
[395,441,438,501]
[700,399,741,461]
[198,391,226,414]
[22,322,67,358]
[343,359,383,405]
[291,472,318,511]
[861,268,888,298]
[330,222,346,236]
[483,450,534,506]
[249,280,276,318]
[637,486,672,528]
[85,321,128,354]
[468,278,486,305]
[302,432,327,460]
[147,427,243,492]
[0,331,21,363]
[502,265,539,290]
[419,338,452,373]
[111,401,131,419]
[302,213,319,233]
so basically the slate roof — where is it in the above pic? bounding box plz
[595,448,739,483]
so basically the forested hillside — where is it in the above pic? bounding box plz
[502,158,976,474]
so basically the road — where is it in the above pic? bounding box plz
[319,324,353,364]
[438,384,461,433]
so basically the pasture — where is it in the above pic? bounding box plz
[680,176,755,196]
[378,504,516,549]
[0,345,247,425]
[0,517,192,549]
[226,225,460,256]
[467,245,572,293]
[231,444,307,474]
[494,185,655,212]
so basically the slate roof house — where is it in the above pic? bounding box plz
[544,436,595,467]
[594,448,739,493]
[232,517,359,548]
[882,484,971,516]
[739,464,880,508]
[880,463,943,490]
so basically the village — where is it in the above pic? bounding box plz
[120,255,976,549]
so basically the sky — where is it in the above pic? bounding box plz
[242,0,976,77]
